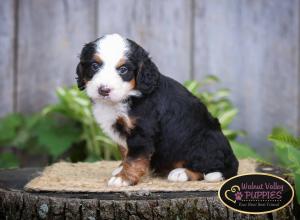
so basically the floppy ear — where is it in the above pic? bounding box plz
[136,58,160,95]
[76,63,85,90]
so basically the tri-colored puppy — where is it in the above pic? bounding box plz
[76,34,239,186]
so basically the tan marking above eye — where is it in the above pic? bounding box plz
[93,53,102,64]
[116,57,126,68]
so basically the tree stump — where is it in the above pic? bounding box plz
[0,164,299,220]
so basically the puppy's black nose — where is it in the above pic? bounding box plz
[98,86,111,97]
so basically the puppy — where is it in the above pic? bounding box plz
[76,34,239,186]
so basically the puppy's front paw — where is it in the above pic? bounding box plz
[111,166,123,176]
[108,176,130,187]
[167,168,188,182]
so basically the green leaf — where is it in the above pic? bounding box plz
[34,118,81,159]
[184,80,200,95]
[11,129,31,149]
[0,113,23,144]
[273,144,290,167]
[0,113,23,128]
[41,86,120,160]
[201,75,220,85]
[287,147,300,168]
[269,134,300,150]
[295,172,300,204]
[223,129,246,140]
[230,141,261,160]
[218,109,238,128]
[215,88,230,99]
[269,126,300,170]
[26,116,39,130]
[0,152,19,168]
[268,127,300,149]
[184,75,244,142]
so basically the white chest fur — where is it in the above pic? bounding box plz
[93,102,128,148]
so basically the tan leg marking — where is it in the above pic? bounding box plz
[169,160,204,181]
[116,157,149,185]
[185,169,204,181]
[173,160,186,168]
[118,145,128,160]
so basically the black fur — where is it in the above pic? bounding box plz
[77,37,239,179]
[112,119,131,137]
[76,40,99,90]
[127,39,160,94]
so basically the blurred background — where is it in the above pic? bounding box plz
[0,0,299,168]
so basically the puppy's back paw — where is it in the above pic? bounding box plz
[204,172,224,182]
[167,168,188,182]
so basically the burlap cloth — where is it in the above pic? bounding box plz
[25,159,257,192]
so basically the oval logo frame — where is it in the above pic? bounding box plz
[218,173,294,214]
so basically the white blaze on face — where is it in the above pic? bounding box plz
[86,34,133,103]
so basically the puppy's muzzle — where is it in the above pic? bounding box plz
[98,86,111,97]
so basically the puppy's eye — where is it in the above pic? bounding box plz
[118,66,128,75]
[91,62,101,72]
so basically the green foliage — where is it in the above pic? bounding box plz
[0,113,36,150]
[0,114,20,140]
[0,89,120,168]
[1,75,262,168]
[0,113,82,162]
[269,127,300,150]
[230,141,262,160]
[268,127,300,204]
[184,75,260,160]
[184,76,245,140]
[42,86,120,161]
[34,117,81,159]
[0,152,19,168]
[295,174,300,204]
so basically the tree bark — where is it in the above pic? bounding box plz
[0,165,298,220]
